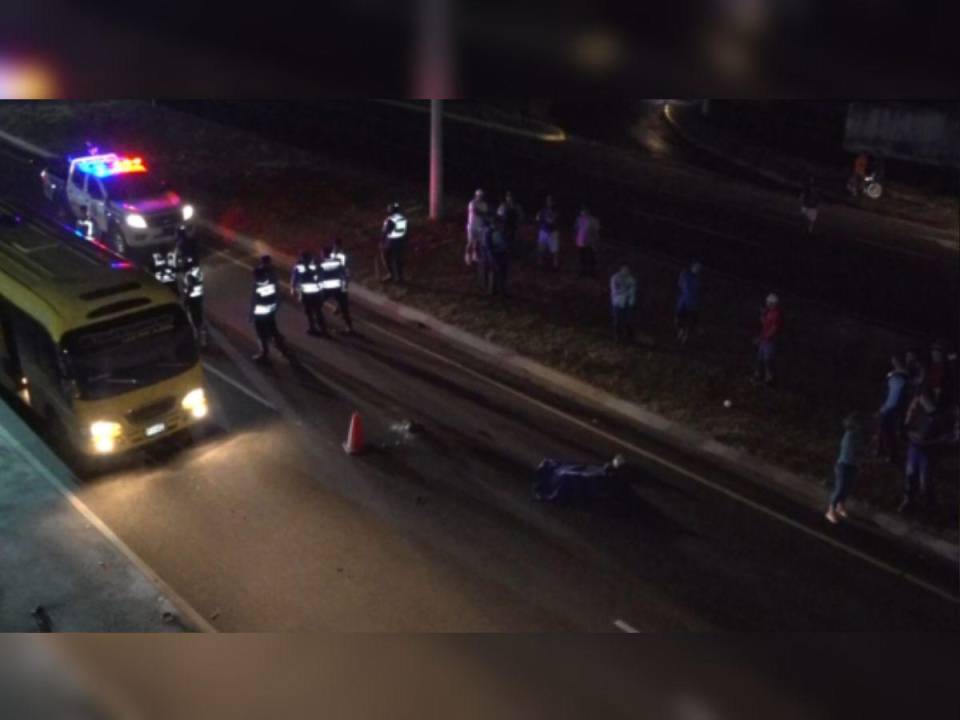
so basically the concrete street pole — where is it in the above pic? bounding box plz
[416,0,453,220]
[430,100,443,220]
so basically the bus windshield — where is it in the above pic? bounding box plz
[62,305,198,400]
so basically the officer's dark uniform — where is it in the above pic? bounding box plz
[250,258,288,362]
[180,255,207,347]
[151,248,179,296]
[172,227,198,274]
[320,249,354,333]
[381,203,408,284]
[290,251,327,335]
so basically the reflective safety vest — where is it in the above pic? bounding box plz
[76,218,95,240]
[183,266,204,299]
[292,261,322,295]
[253,279,278,315]
[384,213,408,240]
[320,258,346,291]
[152,252,176,285]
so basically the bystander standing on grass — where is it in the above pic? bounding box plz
[476,217,494,292]
[753,293,783,386]
[899,392,952,514]
[826,412,864,524]
[488,215,510,297]
[905,347,927,399]
[675,261,701,345]
[536,195,560,270]
[926,340,954,409]
[496,191,523,259]
[466,189,488,267]
[610,265,637,344]
[875,354,910,466]
[574,205,599,277]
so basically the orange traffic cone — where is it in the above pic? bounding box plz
[343,411,365,455]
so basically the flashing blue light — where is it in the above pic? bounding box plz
[74,153,147,178]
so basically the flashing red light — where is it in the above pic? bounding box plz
[75,153,147,178]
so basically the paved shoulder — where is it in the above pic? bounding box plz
[0,398,207,632]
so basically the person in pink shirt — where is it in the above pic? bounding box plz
[574,205,599,277]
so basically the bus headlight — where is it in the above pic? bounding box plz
[90,420,122,453]
[181,388,208,419]
[182,204,194,221]
[126,213,147,229]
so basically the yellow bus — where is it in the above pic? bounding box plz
[0,201,207,458]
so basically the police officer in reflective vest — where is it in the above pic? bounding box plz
[151,246,179,296]
[290,250,327,336]
[250,255,288,363]
[330,237,348,267]
[180,253,207,348]
[381,202,408,284]
[320,246,354,333]
[328,238,350,316]
[75,205,96,241]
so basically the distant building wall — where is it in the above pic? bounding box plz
[845,102,960,168]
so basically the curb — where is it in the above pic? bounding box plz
[4,126,956,566]
[200,218,958,566]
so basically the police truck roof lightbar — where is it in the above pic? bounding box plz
[74,153,147,177]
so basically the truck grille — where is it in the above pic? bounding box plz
[149,211,181,230]
[126,396,177,425]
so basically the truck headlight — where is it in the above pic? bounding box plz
[90,420,122,453]
[126,213,147,229]
[181,388,208,419]
[182,204,194,221]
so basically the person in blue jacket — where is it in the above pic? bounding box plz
[675,261,701,345]
[876,354,909,465]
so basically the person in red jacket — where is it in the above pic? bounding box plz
[753,293,783,385]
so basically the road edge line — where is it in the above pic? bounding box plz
[0,417,218,633]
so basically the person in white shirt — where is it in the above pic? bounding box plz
[465,188,488,266]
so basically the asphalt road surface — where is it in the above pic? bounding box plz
[1,139,957,631]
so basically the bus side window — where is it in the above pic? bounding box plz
[10,309,62,393]
[0,301,22,386]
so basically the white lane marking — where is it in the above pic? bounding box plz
[0,422,217,633]
[203,361,278,412]
[614,619,639,633]
[211,240,959,604]
[359,320,960,605]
